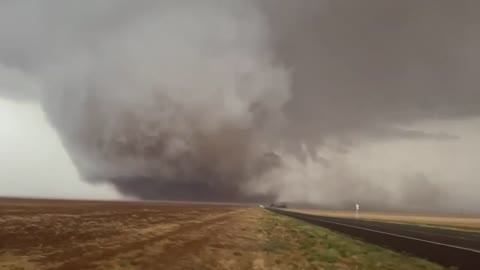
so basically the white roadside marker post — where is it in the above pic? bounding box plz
[355,203,360,219]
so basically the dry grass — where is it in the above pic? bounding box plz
[260,212,447,270]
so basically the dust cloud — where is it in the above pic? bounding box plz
[1,1,480,213]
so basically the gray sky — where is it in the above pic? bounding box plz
[0,1,479,212]
[0,98,121,199]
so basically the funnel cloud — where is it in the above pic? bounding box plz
[1,1,480,212]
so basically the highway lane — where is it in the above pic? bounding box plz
[269,208,480,270]
[287,211,480,250]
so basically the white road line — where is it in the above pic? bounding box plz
[288,213,480,254]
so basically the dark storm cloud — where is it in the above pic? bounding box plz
[0,1,479,208]
[0,0,290,202]
[257,0,480,212]
[261,0,480,142]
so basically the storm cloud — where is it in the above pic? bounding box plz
[1,1,480,212]
[261,0,480,141]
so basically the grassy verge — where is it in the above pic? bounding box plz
[260,211,451,270]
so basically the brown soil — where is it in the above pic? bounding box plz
[0,198,274,270]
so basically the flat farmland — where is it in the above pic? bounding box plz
[287,208,480,230]
[0,198,447,270]
[0,198,257,270]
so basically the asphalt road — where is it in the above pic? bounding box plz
[269,208,480,270]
